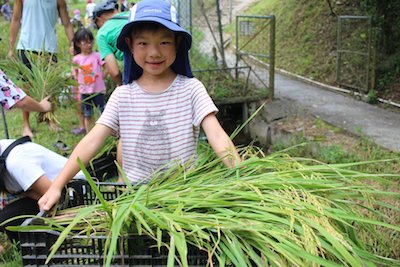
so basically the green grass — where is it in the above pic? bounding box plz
[269,121,400,175]
[234,1,356,86]
[1,101,87,149]
[0,241,21,267]
[242,0,338,84]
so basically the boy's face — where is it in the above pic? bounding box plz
[127,27,178,78]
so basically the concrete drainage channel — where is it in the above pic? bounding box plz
[218,99,359,153]
[247,99,303,149]
[217,99,306,150]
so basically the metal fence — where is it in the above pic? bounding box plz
[236,14,275,99]
[336,16,372,93]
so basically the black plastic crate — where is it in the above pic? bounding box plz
[86,152,118,182]
[18,180,211,267]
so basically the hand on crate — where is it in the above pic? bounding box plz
[38,183,62,211]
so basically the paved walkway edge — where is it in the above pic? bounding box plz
[245,53,400,109]
[275,67,400,109]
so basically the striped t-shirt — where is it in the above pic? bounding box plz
[97,74,218,183]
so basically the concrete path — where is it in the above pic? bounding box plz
[273,71,400,152]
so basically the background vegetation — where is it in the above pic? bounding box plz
[245,0,400,102]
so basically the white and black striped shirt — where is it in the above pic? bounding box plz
[97,75,218,183]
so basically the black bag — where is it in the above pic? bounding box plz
[0,136,32,192]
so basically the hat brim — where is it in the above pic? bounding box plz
[116,17,192,52]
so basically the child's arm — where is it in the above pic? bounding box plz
[201,113,241,167]
[38,124,113,211]
[14,95,52,113]
[71,66,78,81]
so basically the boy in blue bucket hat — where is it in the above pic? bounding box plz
[119,0,193,83]
[39,0,241,212]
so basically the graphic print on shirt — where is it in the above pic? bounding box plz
[0,71,24,109]
[133,109,171,176]
[80,64,99,85]
[0,99,9,109]
[12,95,21,101]
[1,74,10,84]
[1,86,11,97]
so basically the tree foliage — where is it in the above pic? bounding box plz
[331,0,400,91]
[359,0,400,55]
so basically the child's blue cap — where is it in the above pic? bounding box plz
[117,0,193,80]
[92,0,118,21]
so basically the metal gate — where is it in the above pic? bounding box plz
[336,16,372,92]
[182,1,274,105]
[236,15,275,99]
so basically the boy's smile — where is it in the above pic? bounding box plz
[129,28,177,79]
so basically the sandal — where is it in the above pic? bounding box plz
[53,140,70,151]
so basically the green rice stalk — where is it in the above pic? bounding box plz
[0,53,77,126]
[10,145,400,266]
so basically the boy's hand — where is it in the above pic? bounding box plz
[38,186,62,211]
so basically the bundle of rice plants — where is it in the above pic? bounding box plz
[0,53,77,127]
[11,145,400,267]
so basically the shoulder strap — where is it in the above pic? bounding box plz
[1,136,32,159]
[0,136,31,192]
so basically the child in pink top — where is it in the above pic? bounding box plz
[72,28,106,134]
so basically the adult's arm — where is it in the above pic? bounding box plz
[14,96,52,113]
[57,0,74,43]
[201,113,241,168]
[8,0,22,57]
[38,124,113,211]
[104,53,122,85]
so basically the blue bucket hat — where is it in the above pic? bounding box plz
[117,0,193,81]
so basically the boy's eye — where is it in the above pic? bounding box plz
[161,41,170,45]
